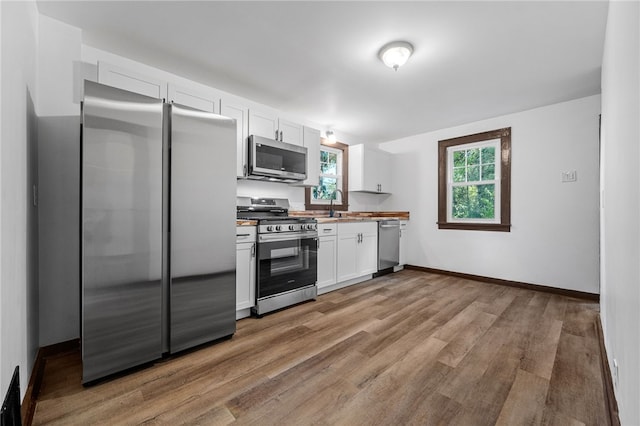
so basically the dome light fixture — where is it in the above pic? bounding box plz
[325,130,337,143]
[378,41,414,71]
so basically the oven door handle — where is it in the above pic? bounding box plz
[259,233,318,243]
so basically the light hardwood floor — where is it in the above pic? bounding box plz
[33,270,608,425]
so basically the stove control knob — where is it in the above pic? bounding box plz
[308,224,315,230]
[266,225,273,232]
[276,225,282,231]
[289,225,295,231]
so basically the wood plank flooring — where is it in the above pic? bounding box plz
[32,270,608,425]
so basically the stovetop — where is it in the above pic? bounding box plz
[237,197,317,234]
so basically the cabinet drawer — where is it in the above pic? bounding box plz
[318,223,337,236]
[236,226,256,243]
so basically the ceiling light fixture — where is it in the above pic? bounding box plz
[325,130,336,143]
[378,41,414,71]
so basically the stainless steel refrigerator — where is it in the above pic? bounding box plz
[81,81,236,384]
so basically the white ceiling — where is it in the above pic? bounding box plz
[37,1,609,144]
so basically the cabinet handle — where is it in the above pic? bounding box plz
[251,243,256,257]
[323,228,333,233]
[243,164,247,176]
[275,129,279,140]
[279,130,283,141]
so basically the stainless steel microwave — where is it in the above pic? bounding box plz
[248,135,307,182]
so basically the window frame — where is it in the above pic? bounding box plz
[438,127,511,232]
[305,139,349,211]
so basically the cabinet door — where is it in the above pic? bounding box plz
[399,221,408,266]
[278,119,303,146]
[168,83,220,113]
[98,61,167,99]
[337,231,359,283]
[297,126,320,187]
[249,109,278,140]
[236,242,256,310]
[376,150,392,193]
[358,233,379,275]
[362,148,380,193]
[318,236,337,289]
[357,224,379,275]
[221,100,249,178]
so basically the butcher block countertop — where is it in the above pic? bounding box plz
[237,212,409,226]
[292,211,409,223]
[236,220,258,226]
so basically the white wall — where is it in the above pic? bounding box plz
[1,0,40,398]
[380,95,601,294]
[600,1,640,424]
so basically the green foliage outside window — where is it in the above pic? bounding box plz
[313,148,340,200]
[451,145,496,219]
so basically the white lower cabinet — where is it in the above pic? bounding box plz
[398,220,408,267]
[236,226,256,311]
[336,221,378,283]
[317,224,337,289]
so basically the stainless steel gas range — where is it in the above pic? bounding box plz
[237,197,318,316]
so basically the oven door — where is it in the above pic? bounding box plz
[257,233,318,299]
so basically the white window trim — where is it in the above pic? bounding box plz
[314,145,343,205]
[446,138,501,224]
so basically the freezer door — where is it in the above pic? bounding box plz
[81,81,163,383]
[170,104,237,353]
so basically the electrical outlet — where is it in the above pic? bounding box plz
[562,170,577,183]
[613,358,619,389]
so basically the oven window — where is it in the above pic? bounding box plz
[269,246,308,275]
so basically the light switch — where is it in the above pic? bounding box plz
[562,170,577,183]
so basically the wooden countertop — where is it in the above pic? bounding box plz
[290,211,409,220]
[236,220,257,226]
[237,212,408,226]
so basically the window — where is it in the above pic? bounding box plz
[438,128,511,232]
[305,140,349,211]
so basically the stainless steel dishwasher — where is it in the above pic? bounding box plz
[377,219,400,275]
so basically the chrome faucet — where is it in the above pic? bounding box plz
[329,189,344,218]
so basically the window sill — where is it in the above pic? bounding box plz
[437,222,511,232]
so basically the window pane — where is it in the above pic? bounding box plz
[453,150,466,167]
[453,167,466,183]
[313,177,337,200]
[481,146,495,164]
[452,184,495,219]
[481,164,495,180]
[321,160,337,174]
[468,165,480,181]
[320,150,329,162]
[467,148,480,165]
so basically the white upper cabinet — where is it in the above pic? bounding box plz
[349,144,393,194]
[248,108,279,140]
[221,99,249,178]
[278,119,303,146]
[291,126,320,187]
[98,61,167,99]
[248,109,303,146]
[168,83,220,113]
